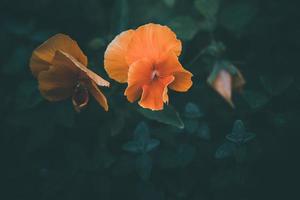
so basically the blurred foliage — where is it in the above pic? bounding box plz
[0,0,299,200]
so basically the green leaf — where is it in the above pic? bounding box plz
[260,74,294,96]
[137,105,184,129]
[219,1,258,36]
[168,16,199,41]
[194,0,220,18]
[242,90,270,110]
[163,0,176,7]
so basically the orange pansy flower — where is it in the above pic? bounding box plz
[104,23,193,111]
[30,34,110,112]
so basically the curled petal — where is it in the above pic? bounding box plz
[30,33,87,77]
[57,50,110,87]
[169,70,193,92]
[156,53,193,92]
[125,58,153,102]
[86,81,109,111]
[126,23,182,65]
[139,76,175,111]
[38,56,77,101]
[104,30,135,83]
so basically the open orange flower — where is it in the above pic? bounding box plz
[30,34,110,112]
[104,23,193,110]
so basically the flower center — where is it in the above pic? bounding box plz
[151,69,160,81]
[72,82,89,112]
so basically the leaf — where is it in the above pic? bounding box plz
[123,121,160,153]
[215,141,237,159]
[163,0,176,7]
[207,60,245,107]
[137,105,184,129]
[183,102,204,119]
[134,121,150,141]
[184,119,199,134]
[219,1,258,36]
[201,40,226,57]
[196,122,211,140]
[122,141,142,153]
[14,80,43,111]
[260,74,294,96]
[242,90,270,110]
[194,0,220,18]
[145,139,160,153]
[168,16,199,41]
[225,120,256,144]
[136,154,152,181]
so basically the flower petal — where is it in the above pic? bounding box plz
[139,76,175,111]
[86,81,109,111]
[38,53,78,101]
[104,30,135,83]
[156,53,193,92]
[169,70,193,92]
[57,50,110,87]
[126,23,182,65]
[30,33,87,77]
[124,58,153,102]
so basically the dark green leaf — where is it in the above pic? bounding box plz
[137,105,184,129]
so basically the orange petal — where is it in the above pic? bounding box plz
[57,50,110,87]
[126,23,182,65]
[139,76,175,111]
[169,70,193,92]
[104,30,135,83]
[38,53,78,101]
[86,81,109,111]
[124,58,153,102]
[30,33,88,77]
[156,53,193,92]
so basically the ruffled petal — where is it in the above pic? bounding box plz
[156,53,193,92]
[30,33,88,77]
[104,30,135,83]
[126,23,182,65]
[86,81,109,111]
[139,76,175,111]
[169,70,193,92]
[124,58,153,102]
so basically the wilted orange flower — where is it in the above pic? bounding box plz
[30,34,110,112]
[104,23,193,110]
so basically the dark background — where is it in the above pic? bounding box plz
[0,0,299,199]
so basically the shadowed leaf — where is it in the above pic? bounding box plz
[137,105,184,129]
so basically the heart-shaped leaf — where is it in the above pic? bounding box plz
[194,0,220,18]
[137,105,184,129]
[168,16,199,41]
[184,102,204,119]
[215,141,237,159]
[225,120,255,144]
